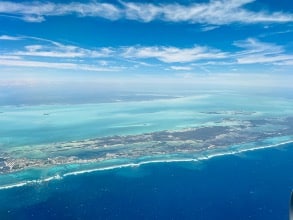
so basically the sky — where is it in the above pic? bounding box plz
[0,0,292,88]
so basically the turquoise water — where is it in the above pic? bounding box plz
[0,90,292,190]
[1,92,292,148]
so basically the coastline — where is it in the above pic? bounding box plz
[1,138,292,191]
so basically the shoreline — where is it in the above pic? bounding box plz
[1,139,292,191]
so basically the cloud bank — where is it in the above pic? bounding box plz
[1,35,292,73]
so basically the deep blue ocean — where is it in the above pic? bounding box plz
[1,143,293,220]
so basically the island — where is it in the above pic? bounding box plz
[1,115,292,174]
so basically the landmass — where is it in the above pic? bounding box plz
[1,115,292,174]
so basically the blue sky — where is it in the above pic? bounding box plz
[0,0,292,88]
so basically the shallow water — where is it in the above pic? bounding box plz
[0,90,292,189]
[1,91,291,148]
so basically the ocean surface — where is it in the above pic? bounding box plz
[0,89,292,219]
[0,142,293,220]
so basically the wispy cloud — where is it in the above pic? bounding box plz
[234,38,284,55]
[1,35,292,73]
[234,38,293,64]
[0,35,22,40]
[4,36,227,64]
[0,58,121,72]
[1,35,113,58]
[0,1,121,22]
[237,54,293,64]
[200,26,220,32]
[122,0,293,24]
[13,43,113,58]
[170,66,193,71]
[0,36,119,71]
[0,0,292,25]
[0,55,21,59]
[275,60,293,66]
[122,46,227,63]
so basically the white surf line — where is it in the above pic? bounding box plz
[0,139,292,190]
[0,182,29,190]
[0,174,63,190]
[63,139,293,176]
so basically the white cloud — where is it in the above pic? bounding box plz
[22,15,45,22]
[0,1,121,22]
[237,54,293,64]
[200,26,220,32]
[0,36,125,72]
[121,2,160,22]
[0,35,21,40]
[275,60,293,66]
[115,0,293,24]
[0,58,121,72]
[122,46,227,63]
[234,38,293,64]
[0,0,292,24]
[11,43,113,58]
[1,35,292,72]
[170,66,193,71]
[0,55,22,59]
[234,38,283,55]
